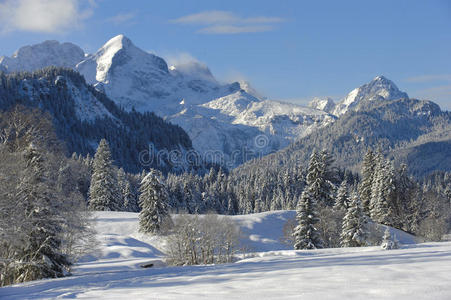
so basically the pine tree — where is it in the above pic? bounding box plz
[123,180,137,212]
[138,169,172,234]
[359,149,375,215]
[319,149,337,206]
[16,144,69,281]
[340,192,368,247]
[88,139,121,211]
[370,158,395,226]
[117,168,128,210]
[334,180,349,210]
[293,189,323,250]
[306,150,324,202]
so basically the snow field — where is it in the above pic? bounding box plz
[1,211,450,300]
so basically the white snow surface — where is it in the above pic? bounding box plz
[2,211,451,300]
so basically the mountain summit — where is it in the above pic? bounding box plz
[332,75,408,116]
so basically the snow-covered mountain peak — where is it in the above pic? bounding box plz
[308,97,335,113]
[0,40,85,73]
[77,34,169,85]
[103,34,133,50]
[332,75,408,116]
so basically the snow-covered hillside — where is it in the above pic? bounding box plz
[3,211,450,300]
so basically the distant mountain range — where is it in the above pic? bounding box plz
[1,35,335,166]
[1,35,450,175]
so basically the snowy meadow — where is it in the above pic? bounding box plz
[1,211,450,300]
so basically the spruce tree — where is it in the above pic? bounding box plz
[340,192,368,247]
[117,168,128,210]
[88,139,121,211]
[16,144,69,281]
[359,149,375,215]
[334,180,349,210]
[139,169,172,234]
[293,189,323,250]
[370,158,395,226]
[306,150,324,202]
[319,149,337,206]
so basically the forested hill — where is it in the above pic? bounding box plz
[235,97,451,178]
[0,67,195,173]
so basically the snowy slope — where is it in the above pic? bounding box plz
[332,75,408,116]
[2,211,450,300]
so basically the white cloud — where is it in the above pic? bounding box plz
[170,10,284,34]
[198,25,274,34]
[164,52,202,67]
[0,0,94,34]
[106,12,136,25]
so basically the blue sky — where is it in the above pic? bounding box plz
[1,0,451,109]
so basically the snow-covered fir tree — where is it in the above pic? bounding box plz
[16,143,69,281]
[359,149,375,215]
[340,192,368,247]
[139,169,172,234]
[370,156,396,226]
[116,168,128,210]
[304,150,336,207]
[319,149,337,206]
[334,180,349,210]
[88,139,121,211]
[293,189,323,250]
[123,180,138,212]
[293,152,325,250]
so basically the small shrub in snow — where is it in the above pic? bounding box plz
[165,214,241,266]
[381,228,399,250]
